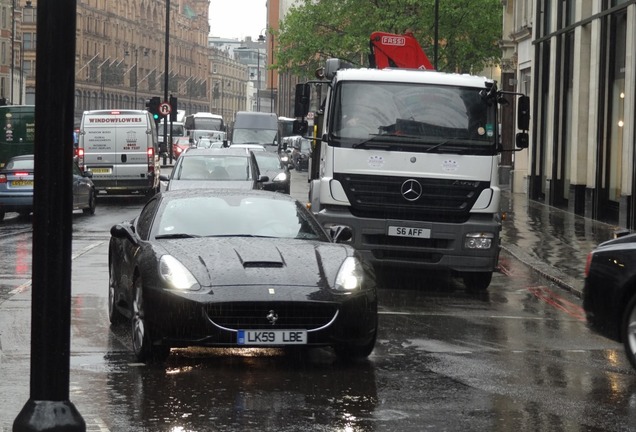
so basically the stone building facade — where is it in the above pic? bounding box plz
[17,0,212,125]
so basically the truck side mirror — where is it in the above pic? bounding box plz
[516,132,529,149]
[293,120,308,135]
[294,83,310,118]
[518,95,530,131]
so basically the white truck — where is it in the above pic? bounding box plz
[295,57,529,291]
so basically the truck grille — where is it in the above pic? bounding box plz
[333,173,489,223]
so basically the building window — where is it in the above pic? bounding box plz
[23,6,35,23]
[23,33,35,50]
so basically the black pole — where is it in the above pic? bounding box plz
[434,0,439,70]
[13,0,85,429]
[163,0,170,164]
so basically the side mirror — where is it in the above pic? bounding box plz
[293,120,308,135]
[329,225,353,243]
[518,95,530,131]
[294,83,310,118]
[110,223,139,246]
[516,132,529,149]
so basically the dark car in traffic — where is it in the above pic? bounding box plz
[107,189,378,362]
[583,232,636,370]
[160,148,268,191]
[291,137,312,171]
[253,151,290,194]
[0,154,97,221]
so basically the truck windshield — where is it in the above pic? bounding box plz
[330,81,497,154]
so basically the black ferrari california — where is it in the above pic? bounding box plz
[108,188,378,362]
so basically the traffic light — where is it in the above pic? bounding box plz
[169,95,178,122]
[145,96,161,124]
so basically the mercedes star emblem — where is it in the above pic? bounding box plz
[401,179,423,201]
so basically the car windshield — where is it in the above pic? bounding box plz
[232,128,277,145]
[254,154,281,170]
[174,155,252,181]
[155,195,327,240]
[330,81,497,154]
[6,159,34,170]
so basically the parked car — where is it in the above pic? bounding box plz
[160,148,268,191]
[172,136,193,159]
[253,151,290,194]
[583,232,636,370]
[107,188,378,362]
[0,154,97,222]
[291,138,312,171]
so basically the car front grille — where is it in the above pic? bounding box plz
[205,302,338,330]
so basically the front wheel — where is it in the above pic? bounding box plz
[333,330,377,361]
[83,190,97,215]
[108,260,125,325]
[622,295,636,370]
[462,271,492,292]
[131,273,170,363]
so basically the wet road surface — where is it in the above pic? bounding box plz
[1,172,635,431]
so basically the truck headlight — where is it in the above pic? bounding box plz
[159,255,200,290]
[335,257,363,291]
[464,232,494,249]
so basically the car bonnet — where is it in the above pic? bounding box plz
[158,237,350,288]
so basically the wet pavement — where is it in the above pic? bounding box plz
[500,190,621,297]
[0,170,629,429]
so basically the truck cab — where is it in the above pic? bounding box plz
[296,59,529,291]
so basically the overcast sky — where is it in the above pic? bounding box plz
[208,0,268,41]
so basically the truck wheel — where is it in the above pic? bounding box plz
[462,271,492,292]
[622,295,636,370]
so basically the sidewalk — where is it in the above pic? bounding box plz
[499,190,621,296]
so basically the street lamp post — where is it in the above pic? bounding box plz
[256,31,266,112]
[125,48,148,109]
[270,33,274,113]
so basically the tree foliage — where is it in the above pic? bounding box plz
[275,0,502,77]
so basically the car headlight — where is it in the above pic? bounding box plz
[335,257,363,291]
[273,172,288,182]
[159,255,200,290]
[280,155,289,163]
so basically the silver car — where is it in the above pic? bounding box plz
[160,148,268,191]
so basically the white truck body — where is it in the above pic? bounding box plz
[308,67,504,290]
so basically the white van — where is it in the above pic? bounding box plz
[78,109,160,197]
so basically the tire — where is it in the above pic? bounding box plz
[333,319,377,361]
[0,210,5,222]
[622,295,636,370]
[83,190,97,215]
[145,186,158,200]
[131,273,170,363]
[108,261,126,325]
[462,271,492,292]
